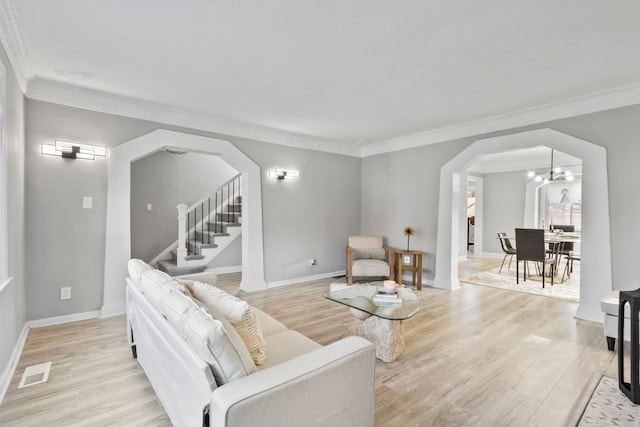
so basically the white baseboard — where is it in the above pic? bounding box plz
[28,310,102,328]
[100,303,126,318]
[203,265,242,275]
[576,306,603,323]
[0,323,29,405]
[267,270,346,288]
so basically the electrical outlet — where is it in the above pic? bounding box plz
[82,197,92,209]
[309,258,316,266]
[60,287,71,300]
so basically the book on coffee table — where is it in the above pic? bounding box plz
[373,290,402,305]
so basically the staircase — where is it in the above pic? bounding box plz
[153,175,242,276]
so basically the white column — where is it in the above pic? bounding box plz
[176,204,188,268]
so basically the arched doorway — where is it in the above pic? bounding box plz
[101,129,266,316]
[433,128,611,322]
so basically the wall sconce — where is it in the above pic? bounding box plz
[267,168,299,181]
[41,140,107,160]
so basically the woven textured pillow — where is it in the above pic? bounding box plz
[186,281,267,365]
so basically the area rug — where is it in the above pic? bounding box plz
[460,263,579,302]
[578,376,640,426]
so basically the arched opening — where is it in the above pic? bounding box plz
[101,129,266,316]
[434,128,611,322]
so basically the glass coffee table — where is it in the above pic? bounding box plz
[325,283,420,362]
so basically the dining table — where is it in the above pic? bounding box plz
[502,230,580,283]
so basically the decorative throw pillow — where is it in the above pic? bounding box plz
[183,307,256,385]
[185,281,267,365]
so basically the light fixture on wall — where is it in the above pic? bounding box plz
[267,168,299,181]
[527,149,575,184]
[41,140,107,160]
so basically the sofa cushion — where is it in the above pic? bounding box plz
[257,330,323,371]
[140,270,188,309]
[352,248,387,261]
[183,308,257,385]
[348,235,383,249]
[186,281,267,365]
[127,259,153,288]
[352,259,390,277]
[253,307,287,337]
[161,290,201,337]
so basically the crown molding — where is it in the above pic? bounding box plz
[361,82,640,157]
[26,77,361,157]
[23,76,640,160]
[0,0,31,91]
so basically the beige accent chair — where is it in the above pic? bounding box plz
[346,235,394,285]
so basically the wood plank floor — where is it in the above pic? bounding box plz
[0,258,618,426]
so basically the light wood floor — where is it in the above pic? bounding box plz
[0,258,618,426]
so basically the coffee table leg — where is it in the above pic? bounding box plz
[347,316,404,362]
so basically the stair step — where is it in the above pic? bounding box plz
[206,222,237,233]
[188,241,219,254]
[216,212,241,222]
[194,230,228,240]
[226,204,242,213]
[170,248,211,259]
[157,259,207,277]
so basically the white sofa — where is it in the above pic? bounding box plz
[125,259,376,427]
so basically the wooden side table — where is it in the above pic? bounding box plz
[394,250,423,290]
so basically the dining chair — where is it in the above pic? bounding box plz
[515,228,556,288]
[561,253,580,282]
[497,232,516,274]
[547,224,575,257]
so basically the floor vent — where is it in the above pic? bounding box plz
[18,361,52,389]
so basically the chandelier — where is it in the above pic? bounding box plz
[527,149,575,184]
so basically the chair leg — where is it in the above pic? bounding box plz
[507,255,513,271]
[516,259,519,284]
[499,254,508,274]
[561,259,569,282]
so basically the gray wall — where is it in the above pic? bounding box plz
[19,85,640,326]
[361,138,472,280]
[24,99,361,320]
[0,52,26,387]
[25,100,159,319]
[131,151,238,263]
[232,139,361,282]
[361,104,640,292]
[481,170,527,254]
[549,106,640,292]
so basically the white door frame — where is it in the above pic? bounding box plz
[433,128,610,322]
[101,129,266,317]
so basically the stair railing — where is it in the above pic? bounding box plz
[176,174,241,267]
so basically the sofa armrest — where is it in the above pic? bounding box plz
[209,336,376,427]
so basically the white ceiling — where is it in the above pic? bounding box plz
[467,146,581,174]
[5,1,640,154]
